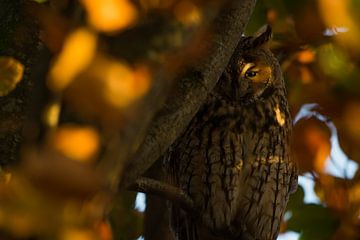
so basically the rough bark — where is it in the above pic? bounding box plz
[0,0,39,167]
[122,0,258,188]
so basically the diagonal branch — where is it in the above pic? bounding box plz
[121,0,257,188]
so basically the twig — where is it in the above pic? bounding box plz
[121,0,257,188]
[129,177,195,212]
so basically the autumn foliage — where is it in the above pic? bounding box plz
[0,0,360,239]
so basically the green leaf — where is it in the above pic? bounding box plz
[286,187,339,240]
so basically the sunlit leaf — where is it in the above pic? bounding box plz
[48,28,97,92]
[63,54,152,126]
[81,0,138,32]
[50,124,100,162]
[42,101,61,128]
[0,56,24,96]
[103,62,151,109]
[297,49,315,64]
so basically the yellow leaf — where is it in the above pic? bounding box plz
[0,57,24,96]
[48,28,97,92]
[62,55,152,125]
[50,125,100,162]
[42,101,61,128]
[81,0,138,32]
[103,62,151,109]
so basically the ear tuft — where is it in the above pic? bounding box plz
[251,25,272,49]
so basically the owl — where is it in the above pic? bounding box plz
[165,25,298,240]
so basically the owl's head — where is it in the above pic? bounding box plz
[215,25,283,103]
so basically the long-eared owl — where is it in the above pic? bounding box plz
[165,25,298,240]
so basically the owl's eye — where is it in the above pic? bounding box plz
[241,63,258,78]
[245,70,257,78]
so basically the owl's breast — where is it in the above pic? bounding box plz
[167,93,296,239]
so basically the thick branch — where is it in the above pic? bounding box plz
[122,0,257,187]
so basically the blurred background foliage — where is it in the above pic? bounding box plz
[0,0,360,239]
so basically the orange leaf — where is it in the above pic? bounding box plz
[50,124,100,162]
[81,0,138,32]
[48,28,97,92]
[297,49,315,64]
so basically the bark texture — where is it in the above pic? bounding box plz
[165,27,298,240]
[0,0,39,166]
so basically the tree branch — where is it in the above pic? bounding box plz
[129,177,195,212]
[122,0,257,187]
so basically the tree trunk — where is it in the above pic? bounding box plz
[0,0,39,167]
